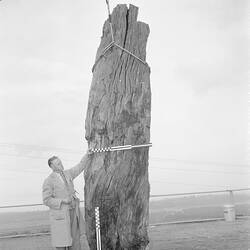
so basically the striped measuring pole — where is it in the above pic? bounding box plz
[95,207,102,250]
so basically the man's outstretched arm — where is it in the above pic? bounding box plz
[68,152,91,179]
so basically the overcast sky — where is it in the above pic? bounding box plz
[0,0,248,206]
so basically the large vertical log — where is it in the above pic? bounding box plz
[84,4,151,250]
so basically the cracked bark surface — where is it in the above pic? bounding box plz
[84,4,151,250]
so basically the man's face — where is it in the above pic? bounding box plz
[50,158,64,172]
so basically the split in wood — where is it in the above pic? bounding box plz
[89,143,152,154]
[92,0,148,72]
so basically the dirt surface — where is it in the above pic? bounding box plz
[149,219,250,250]
[0,219,249,250]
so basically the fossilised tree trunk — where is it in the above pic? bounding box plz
[84,4,151,250]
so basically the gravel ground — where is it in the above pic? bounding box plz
[0,219,249,250]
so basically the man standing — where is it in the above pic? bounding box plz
[42,153,91,250]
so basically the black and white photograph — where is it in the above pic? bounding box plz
[0,0,249,249]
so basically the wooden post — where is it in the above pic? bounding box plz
[84,4,151,250]
[229,190,234,205]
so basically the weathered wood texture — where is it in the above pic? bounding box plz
[84,4,151,250]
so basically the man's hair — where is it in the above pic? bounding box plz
[48,156,58,167]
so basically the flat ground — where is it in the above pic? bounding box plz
[0,219,249,250]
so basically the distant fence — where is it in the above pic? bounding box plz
[0,188,249,209]
[149,188,250,224]
[0,188,249,239]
